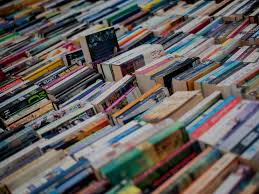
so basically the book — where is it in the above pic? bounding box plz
[151,147,220,194]
[99,122,188,185]
[182,153,238,194]
[133,140,202,192]
[80,27,119,68]
[213,165,252,194]
[142,91,203,123]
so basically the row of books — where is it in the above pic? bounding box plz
[0,0,258,193]
[1,88,259,194]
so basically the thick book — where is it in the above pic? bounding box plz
[80,27,119,68]
[142,91,203,123]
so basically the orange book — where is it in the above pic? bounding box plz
[64,117,110,144]
[119,28,148,47]
[112,84,162,120]
[172,62,221,92]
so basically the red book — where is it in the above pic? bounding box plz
[226,18,249,39]
[0,51,27,67]
[0,69,6,83]
[0,78,22,92]
[133,140,200,190]
[189,18,211,34]
[191,97,241,139]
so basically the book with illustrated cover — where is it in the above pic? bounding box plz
[80,27,119,68]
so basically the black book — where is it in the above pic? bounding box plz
[80,27,119,68]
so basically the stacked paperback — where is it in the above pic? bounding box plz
[0,0,258,193]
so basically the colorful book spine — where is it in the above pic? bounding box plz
[191,97,241,138]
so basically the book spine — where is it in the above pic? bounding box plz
[100,123,187,185]
[8,102,54,129]
[0,89,48,120]
[0,79,23,92]
[161,149,222,194]
[30,159,90,194]
[182,153,238,194]
[133,141,201,191]
[191,97,241,139]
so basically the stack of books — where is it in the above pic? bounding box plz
[0,0,258,193]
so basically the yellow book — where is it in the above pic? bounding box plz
[118,185,142,194]
[139,0,161,11]
[23,58,63,81]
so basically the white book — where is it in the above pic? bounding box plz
[179,91,221,126]
[91,119,173,169]
[214,0,240,16]
[91,74,132,105]
[74,121,139,159]
[235,24,257,40]
[219,110,259,151]
[47,66,89,91]
[199,45,220,60]
[13,156,76,194]
[226,46,249,62]
[39,113,106,149]
[2,150,65,191]
[166,34,195,52]
[135,55,173,73]
[81,82,114,102]
[213,165,250,194]
[243,48,259,63]
[219,63,259,86]
[187,38,215,58]
[102,44,150,65]
[61,80,104,106]
[37,103,95,136]
[199,101,251,146]
[224,0,251,16]
[176,37,206,57]
[89,124,156,169]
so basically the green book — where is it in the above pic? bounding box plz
[161,149,222,194]
[100,122,188,185]
[104,3,139,26]
[0,32,19,43]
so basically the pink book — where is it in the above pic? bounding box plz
[136,58,172,75]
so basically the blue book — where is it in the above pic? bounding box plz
[68,125,119,156]
[166,36,196,54]
[197,61,240,83]
[197,17,222,36]
[187,96,234,134]
[117,88,168,123]
[63,80,104,106]
[30,159,90,194]
[107,124,142,145]
[53,168,94,194]
[184,1,210,16]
